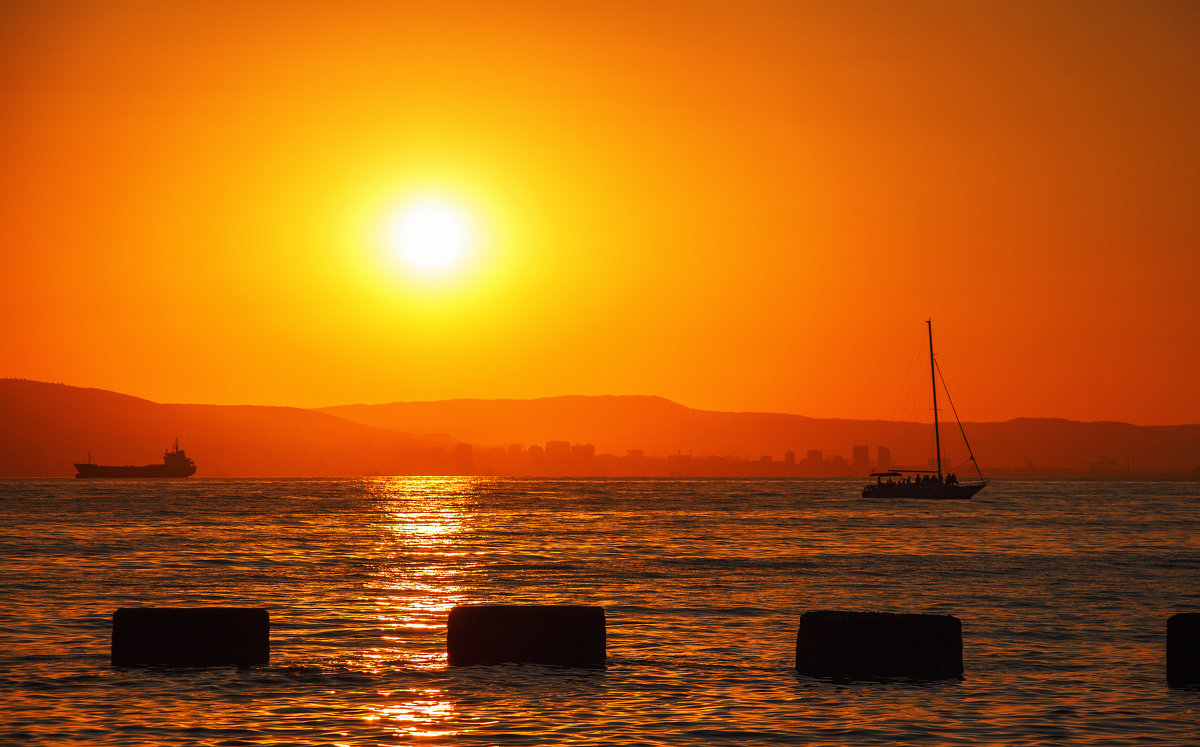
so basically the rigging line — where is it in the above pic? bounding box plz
[934,358,985,482]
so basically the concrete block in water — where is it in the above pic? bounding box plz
[447,604,605,667]
[1168,613,1200,687]
[111,607,269,667]
[795,610,963,681]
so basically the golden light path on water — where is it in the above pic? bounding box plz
[358,477,478,742]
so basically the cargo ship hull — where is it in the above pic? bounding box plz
[74,463,196,478]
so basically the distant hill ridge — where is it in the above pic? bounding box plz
[320,395,1200,475]
[0,379,447,477]
[2,379,1198,476]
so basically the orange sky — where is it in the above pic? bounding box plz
[2,1,1198,425]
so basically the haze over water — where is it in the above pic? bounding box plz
[2,477,1197,745]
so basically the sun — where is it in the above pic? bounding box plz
[384,200,473,274]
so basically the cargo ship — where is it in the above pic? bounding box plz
[74,440,197,478]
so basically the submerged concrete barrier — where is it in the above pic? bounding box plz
[447,604,606,668]
[111,607,269,667]
[795,610,963,681]
[1168,613,1200,687]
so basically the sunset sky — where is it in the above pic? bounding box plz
[3,0,1198,426]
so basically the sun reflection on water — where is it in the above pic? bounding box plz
[362,476,483,670]
[362,688,461,741]
[359,477,483,740]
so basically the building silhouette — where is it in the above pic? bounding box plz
[852,445,869,474]
[545,440,570,463]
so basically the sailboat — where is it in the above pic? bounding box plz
[861,320,988,499]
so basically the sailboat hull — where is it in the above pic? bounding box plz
[861,482,985,500]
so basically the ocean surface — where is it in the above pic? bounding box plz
[1,478,1197,746]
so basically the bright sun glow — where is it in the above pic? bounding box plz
[385,201,472,274]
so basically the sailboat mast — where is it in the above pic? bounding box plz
[927,319,942,477]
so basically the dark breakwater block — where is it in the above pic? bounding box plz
[112,607,269,667]
[795,610,963,681]
[1168,613,1200,687]
[447,605,605,668]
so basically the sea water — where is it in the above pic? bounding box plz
[0,478,1197,745]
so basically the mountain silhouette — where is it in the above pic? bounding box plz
[322,396,1200,475]
[0,379,448,477]
[3,379,1198,476]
